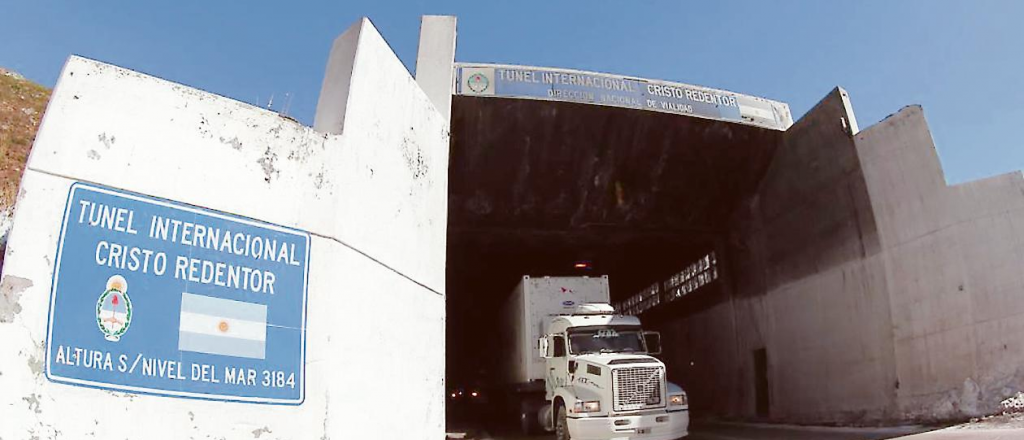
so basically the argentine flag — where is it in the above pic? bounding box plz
[178,292,267,359]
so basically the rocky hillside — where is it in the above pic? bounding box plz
[0,68,51,258]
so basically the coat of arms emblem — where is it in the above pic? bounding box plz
[467,72,490,93]
[96,275,132,341]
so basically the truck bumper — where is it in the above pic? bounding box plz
[567,410,689,440]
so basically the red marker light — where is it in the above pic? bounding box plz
[574,261,591,269]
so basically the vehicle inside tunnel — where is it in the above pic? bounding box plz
[8,11,1022,439]
[444,94,787,428]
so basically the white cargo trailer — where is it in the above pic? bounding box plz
[500,276,613,386]
[498,275,689,440]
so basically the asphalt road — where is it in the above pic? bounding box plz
[475,425,924,440]
[449,417,1024,440]
[683,423,1023,440]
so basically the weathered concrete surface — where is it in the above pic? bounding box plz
[655,88,899,424]
[0,17,447,440]
[857,105,1024,421]
[653,89,1024,424]
[445,75,1013,428]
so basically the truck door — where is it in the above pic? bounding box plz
[545,334,569,400]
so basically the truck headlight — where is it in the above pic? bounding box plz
[669,393,688,406]
[573,400,601,413]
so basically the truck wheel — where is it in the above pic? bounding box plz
[520,401,538,435]
[555,405,571,440]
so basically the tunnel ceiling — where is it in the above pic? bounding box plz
[448,96,785,297]
[447,96,785,295]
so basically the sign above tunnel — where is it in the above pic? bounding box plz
[45,183,310,404]
[454,63,793,131]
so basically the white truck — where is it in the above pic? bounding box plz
[499,275,689,440]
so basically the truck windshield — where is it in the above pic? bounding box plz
[568,326,646,355]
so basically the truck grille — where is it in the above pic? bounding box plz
[612,366,664,411]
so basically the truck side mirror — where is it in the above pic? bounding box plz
[538,337,550,359]
[644,331,662,355]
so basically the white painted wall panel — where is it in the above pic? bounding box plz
[1,16,446,440]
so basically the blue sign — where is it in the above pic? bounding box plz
[45,183,310,404]
[455,64,791,130]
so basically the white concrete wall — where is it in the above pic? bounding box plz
[658,89,898,424]
[857,106,1024,420]
[0,17,447,440]
[735,89,897,423]
[662,94,1024,424]
[415,15,458,122]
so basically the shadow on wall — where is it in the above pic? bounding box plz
[657,89,1024,425]
[656,88,892,425]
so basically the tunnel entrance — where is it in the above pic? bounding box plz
[444,95,786,429]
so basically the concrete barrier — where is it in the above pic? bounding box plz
[0,17,448,439]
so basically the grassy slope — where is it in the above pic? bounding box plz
[0,70,51,209]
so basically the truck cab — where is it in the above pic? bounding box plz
[539,303,689,440]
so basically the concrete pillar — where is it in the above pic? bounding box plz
[313,18,367,135]
[415,15,458,121]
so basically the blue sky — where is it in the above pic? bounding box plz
[2,1,1021,184]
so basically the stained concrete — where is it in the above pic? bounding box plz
[0,18,448,439]
[1,13,1016,433]
[445,77,1024,426]
[649,90,1024,424]
[650,88,899,423]
[858,105,1024,421]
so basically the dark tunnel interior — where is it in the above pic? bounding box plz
[444,96,785,419]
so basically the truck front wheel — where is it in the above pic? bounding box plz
[555,405,572,440]
[519,399,539,434]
